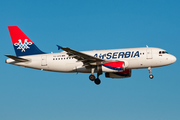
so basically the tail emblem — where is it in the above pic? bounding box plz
[14,39,32,52]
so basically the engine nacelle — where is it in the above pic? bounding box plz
[105,69,131,78]
[102,61,125,72]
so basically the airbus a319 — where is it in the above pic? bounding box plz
[5,26,177,85]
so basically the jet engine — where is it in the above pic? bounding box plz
[105,69,131,78]
[102,61,125,72]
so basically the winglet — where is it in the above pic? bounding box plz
[57,45,62,50]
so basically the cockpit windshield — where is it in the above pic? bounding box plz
[159,51,168,54]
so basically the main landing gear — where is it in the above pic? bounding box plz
[148,67,154,79]
[89,74,101,85]
[89,68,102,85]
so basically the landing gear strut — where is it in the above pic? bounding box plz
[94,72,102,85]
[148,67,154,79]
[89,68,96,81]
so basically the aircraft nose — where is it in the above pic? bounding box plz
[171,55,177,63]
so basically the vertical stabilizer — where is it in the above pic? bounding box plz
[8,26,45,56]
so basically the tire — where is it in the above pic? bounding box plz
[149,74,154,79]
[89,75,95,81]
[94,78,101,85]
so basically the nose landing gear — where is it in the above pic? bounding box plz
[148,67,154,79]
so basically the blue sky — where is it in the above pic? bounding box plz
[0,0,180,120]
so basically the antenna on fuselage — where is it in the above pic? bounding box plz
[146,45,148,48]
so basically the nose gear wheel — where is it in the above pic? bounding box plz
[149,74,154,79]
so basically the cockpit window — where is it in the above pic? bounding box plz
[159,51,168,54]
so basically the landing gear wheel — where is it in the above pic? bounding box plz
[149,74,154,79]
[89,75,95,81]
[94,78,101,85]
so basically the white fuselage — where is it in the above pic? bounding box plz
[6,47,176,73]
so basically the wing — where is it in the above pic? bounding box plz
[60,47,104,66]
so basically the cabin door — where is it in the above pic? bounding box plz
[41,56,47,66]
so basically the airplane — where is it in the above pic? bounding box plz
[5,26,177,85]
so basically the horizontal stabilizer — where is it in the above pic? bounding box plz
[5,55,29,62]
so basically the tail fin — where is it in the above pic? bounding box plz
[8,26,45,56]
